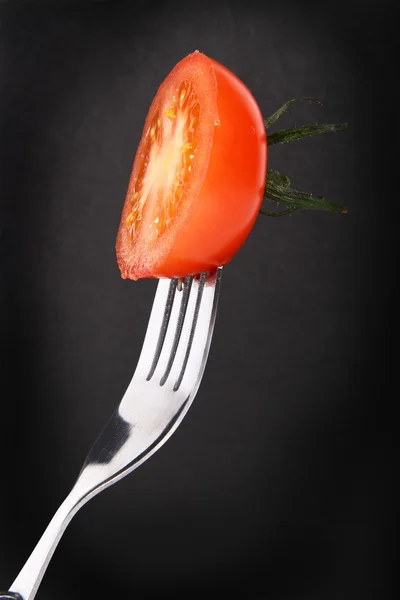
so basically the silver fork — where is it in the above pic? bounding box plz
[1,268,222,600]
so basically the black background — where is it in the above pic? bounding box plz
[0,0,396,598]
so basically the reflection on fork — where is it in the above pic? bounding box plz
[1,268,222,600]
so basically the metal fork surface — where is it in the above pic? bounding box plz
[1,267,222,600]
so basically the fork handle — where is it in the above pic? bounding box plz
[0,593,23,599]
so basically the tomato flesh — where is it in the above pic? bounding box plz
[116,51,267,280]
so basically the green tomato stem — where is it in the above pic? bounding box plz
[260,206,298,217]
[265,172,347,213]
[268,122,348,146]
[262,99,348,216]
[264,97,323,129]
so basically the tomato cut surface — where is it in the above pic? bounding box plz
[116,51,267,280]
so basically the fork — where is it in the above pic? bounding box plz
[1,267,222,600]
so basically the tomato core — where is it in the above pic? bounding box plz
[125,79,200,242]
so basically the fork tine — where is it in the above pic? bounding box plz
[146,278,177,379]
[135,277,176,376]
[174,268,222,394]
[171,271,207,391]
[164,272,206,389]
[159,268,222,393]
[149,274,192,382]
[159,276,193,385]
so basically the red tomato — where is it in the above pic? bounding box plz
[116,51,267,280]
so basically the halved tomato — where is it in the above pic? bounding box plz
[116,51,267,280]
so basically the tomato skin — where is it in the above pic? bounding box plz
[116,52,267,280]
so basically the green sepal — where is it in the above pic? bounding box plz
[264,97,323,129]
[268,122,348,146]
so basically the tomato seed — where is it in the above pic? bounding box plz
[179,89,187,108]
[181,142,193,153]
[163,106,177,119]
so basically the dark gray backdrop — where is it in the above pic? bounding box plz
[0,0,395,599]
